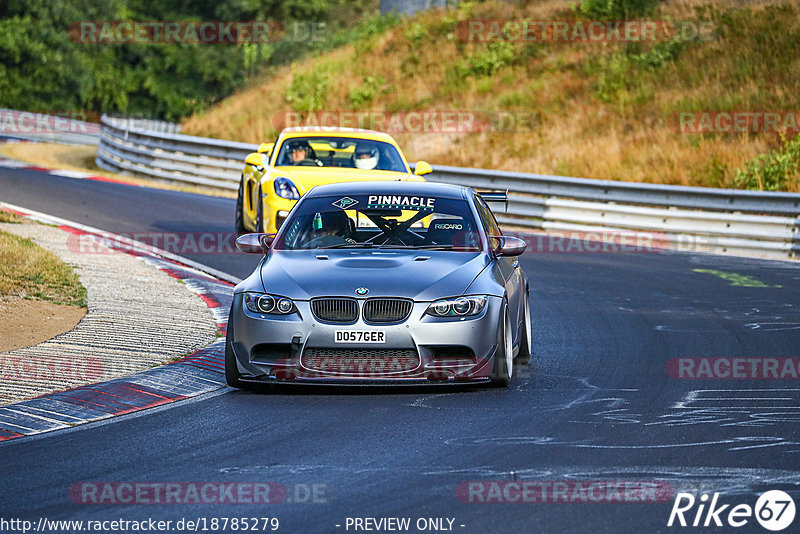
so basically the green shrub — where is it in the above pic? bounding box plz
[630,37,686,70]
[574,0,662,20]
[459,41,515,77]
[593,52,631,103]
[333,12,403,56]
[286,70,329,112]
[734,133,800,191]
[404,23,427,47]
[591,33,688,102]
[348,76,386,109]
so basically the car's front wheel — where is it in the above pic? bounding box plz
[256,183,265,233]
[515,287,532,365]
[490,302,513,388]
[225,317,243,389]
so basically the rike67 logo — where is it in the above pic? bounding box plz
[668,490,796,531]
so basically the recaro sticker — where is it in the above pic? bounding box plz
[433,222,463,230]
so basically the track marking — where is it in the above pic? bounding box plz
[693,268,782,288]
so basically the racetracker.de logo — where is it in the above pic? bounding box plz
[67,21,315,44]
[0,110,100,135]
[457,481,675,503]
[672,111,800,134]
[510,231,668,254]
[66,232,238,255]
[69,482,286,505]
[667,357,800,380]
[456,20,714,43]
[273,110,538,134]
[0,355,103,382]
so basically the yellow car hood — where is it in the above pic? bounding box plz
[275,167,423,194]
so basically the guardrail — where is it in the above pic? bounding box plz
[96,115,246,190]
[95,114,800,259]
[428,165,800,258]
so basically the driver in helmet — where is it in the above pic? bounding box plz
[288,140,311,164]
[305,211,356,248]
[354,143,379,170]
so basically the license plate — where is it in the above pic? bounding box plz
[334,330,386,343]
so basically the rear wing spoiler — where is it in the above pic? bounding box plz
[477,190,508,203]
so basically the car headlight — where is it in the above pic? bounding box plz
[426,296,487,317]
[274,177,300,200]
[244,293,296,315]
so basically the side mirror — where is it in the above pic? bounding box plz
[258,142,274,156]
[245,153,265,171]
[236,233,275,254]
[414,161,433,176]
[490,236,527,257]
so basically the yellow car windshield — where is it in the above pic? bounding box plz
[274,137,407,172]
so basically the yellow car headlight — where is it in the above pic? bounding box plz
[274,177,300,200]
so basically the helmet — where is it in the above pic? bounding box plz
[354,144,379,170]
[287,140,313,161]
[288,140,310,152]
[312,211,350,235]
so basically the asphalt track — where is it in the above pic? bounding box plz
[2,167,800,533]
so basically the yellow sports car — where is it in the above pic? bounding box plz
[236,127,433,234]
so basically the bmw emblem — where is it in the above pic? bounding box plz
[355,287,369,296]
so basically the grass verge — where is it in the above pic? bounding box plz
[0,226,87,306]
[0,211,23,223]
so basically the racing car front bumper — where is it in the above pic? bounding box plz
[227,294,504,384]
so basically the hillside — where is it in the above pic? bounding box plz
[182,0,800,191]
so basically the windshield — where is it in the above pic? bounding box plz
[274,193,482,252]
[273,136,407,172]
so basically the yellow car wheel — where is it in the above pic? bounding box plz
[256,184,265,233]
[235,177,246,235]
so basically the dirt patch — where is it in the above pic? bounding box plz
[0,297,86,352]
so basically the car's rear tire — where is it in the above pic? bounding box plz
[235,177,246,235]
[490,303,513,388]
[514,287,532,365]
[225,318,243,389]
[256,183,265,233]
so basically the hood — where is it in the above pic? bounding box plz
[259,250,490,301]
[277,167,421,192]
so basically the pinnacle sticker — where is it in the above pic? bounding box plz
[332,197,358,209]
[367,195,436,211]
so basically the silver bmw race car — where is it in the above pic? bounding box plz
[226,181,531,387]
